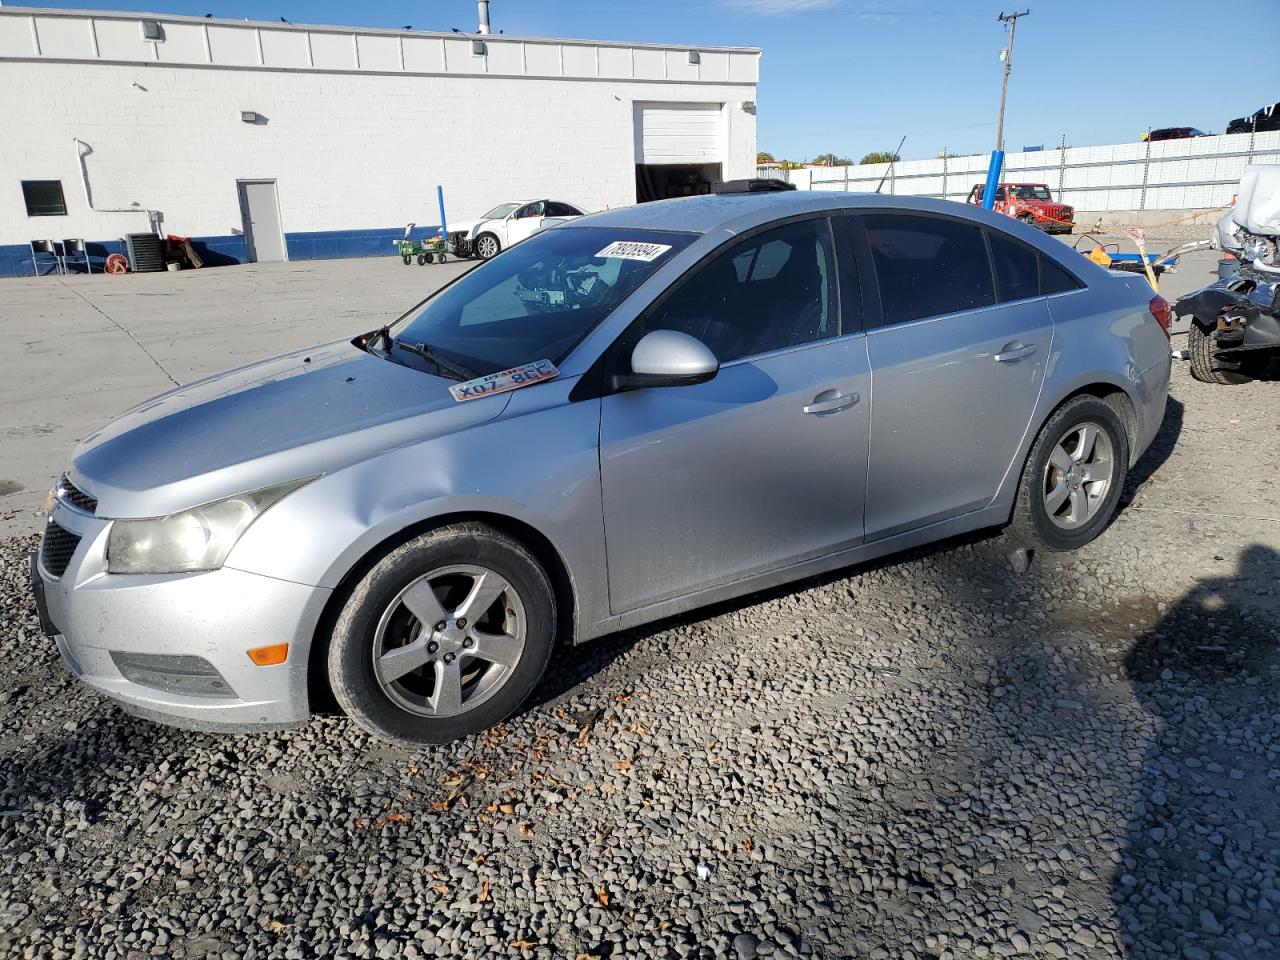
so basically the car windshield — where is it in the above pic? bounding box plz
[1011,185,1052,200]
[390,226,695,376]
[482,203,522,220]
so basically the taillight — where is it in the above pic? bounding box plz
[1149,295,1173,337]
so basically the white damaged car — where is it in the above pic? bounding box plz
[1175,165,1280,384]
[449,199,587,260]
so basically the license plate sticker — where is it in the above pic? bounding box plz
[594,240,672,262]
[449,359,559,402]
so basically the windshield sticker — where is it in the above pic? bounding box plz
[595,240,673,262]
[449,359,559,402]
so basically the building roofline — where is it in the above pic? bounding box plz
[0,6,763,54]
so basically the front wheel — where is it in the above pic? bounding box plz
[1009,395,1129,552]
[474,233,501,260]
[402,255,412,266]
[328,524,556,746]
[1187,322,1255,385]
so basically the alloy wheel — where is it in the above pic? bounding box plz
[371,564,526,718]
[1041,421,1115,530]
[476,236,498,259]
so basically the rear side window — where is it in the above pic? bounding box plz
[988,231,1039,302]
[1041,256,1082,295]
[864,213,995,325]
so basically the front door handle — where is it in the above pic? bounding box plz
[803,390,859,415]
[994,342,1037,363]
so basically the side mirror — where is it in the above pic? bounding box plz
[610,330,719,392]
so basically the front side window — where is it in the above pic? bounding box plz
[390,227,694,375]
[643,218,839,364]
[22,180,67,217]
[864,213,995,326]
[516,202,545,219]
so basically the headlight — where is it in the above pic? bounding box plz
[107,478,312,574]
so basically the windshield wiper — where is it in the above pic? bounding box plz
[395,339,479,381]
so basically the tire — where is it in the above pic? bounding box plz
[416,254,427,266]
[402,255,412,266]
[424,253,435,264]
[1188,322,1255,385]
[474,233,501,260]
[438,253,447,264]
[328,523,556,746]
[1009,395,1130,552]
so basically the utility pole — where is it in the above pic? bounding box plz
[994,9,1029,153]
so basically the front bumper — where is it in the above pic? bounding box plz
[32,503,330,731]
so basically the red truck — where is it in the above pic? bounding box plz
[966,182,1075,234]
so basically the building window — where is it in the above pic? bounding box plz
[22,180,68,217]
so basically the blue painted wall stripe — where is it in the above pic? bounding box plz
[0,225,445,278]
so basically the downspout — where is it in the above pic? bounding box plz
[75,138,159,233]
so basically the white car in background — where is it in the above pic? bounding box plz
[451,199,587,260]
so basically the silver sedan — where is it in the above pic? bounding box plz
[32,189,1172,745]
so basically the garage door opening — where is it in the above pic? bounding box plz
[634,102,725,203]
[635,163,722,203]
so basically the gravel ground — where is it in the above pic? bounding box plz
[3,361,1280,960]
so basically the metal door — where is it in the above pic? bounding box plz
[237,180,286,262]
[599,338,871,614]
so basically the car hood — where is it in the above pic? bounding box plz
[70,339,511,518]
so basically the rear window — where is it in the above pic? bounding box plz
[988,231,1040,302]
[864,213,996,325]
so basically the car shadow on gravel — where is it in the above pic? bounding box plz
[1113,544,1280,960]
[1119,396,1183,511]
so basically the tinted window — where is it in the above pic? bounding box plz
[546,202,581,217]
[864,213,996,325]
[1040,256,1082,295]
[988,231,1040,302]
[22,180,66,217]
[645,218,838,363]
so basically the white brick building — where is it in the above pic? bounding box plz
[0,7,759,276]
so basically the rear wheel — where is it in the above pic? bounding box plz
[1188,322,1255,385]
[1009,395,1129,552]
[328,524,555,745]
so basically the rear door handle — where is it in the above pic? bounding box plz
[803,390,859,415]
[994,342,1037,363]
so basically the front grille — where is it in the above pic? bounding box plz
[58,475,97,514]
[40,522,82,578]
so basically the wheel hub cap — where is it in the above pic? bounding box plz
[1041,420,1114,531]
[371,564,526,719]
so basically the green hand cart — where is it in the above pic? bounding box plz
[392,222,449,266]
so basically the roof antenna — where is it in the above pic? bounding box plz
[875,135,906,194]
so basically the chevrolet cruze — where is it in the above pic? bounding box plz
[32,185,1172,745]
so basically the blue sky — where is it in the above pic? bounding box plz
[26,0,1280,161]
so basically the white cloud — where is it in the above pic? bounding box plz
[719,0,839,13]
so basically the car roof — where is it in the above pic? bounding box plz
[564,191,1032,236]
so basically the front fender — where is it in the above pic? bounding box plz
[225,376,611,638]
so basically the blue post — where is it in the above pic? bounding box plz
[981,150,1005,209]
[436,185,448,240]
